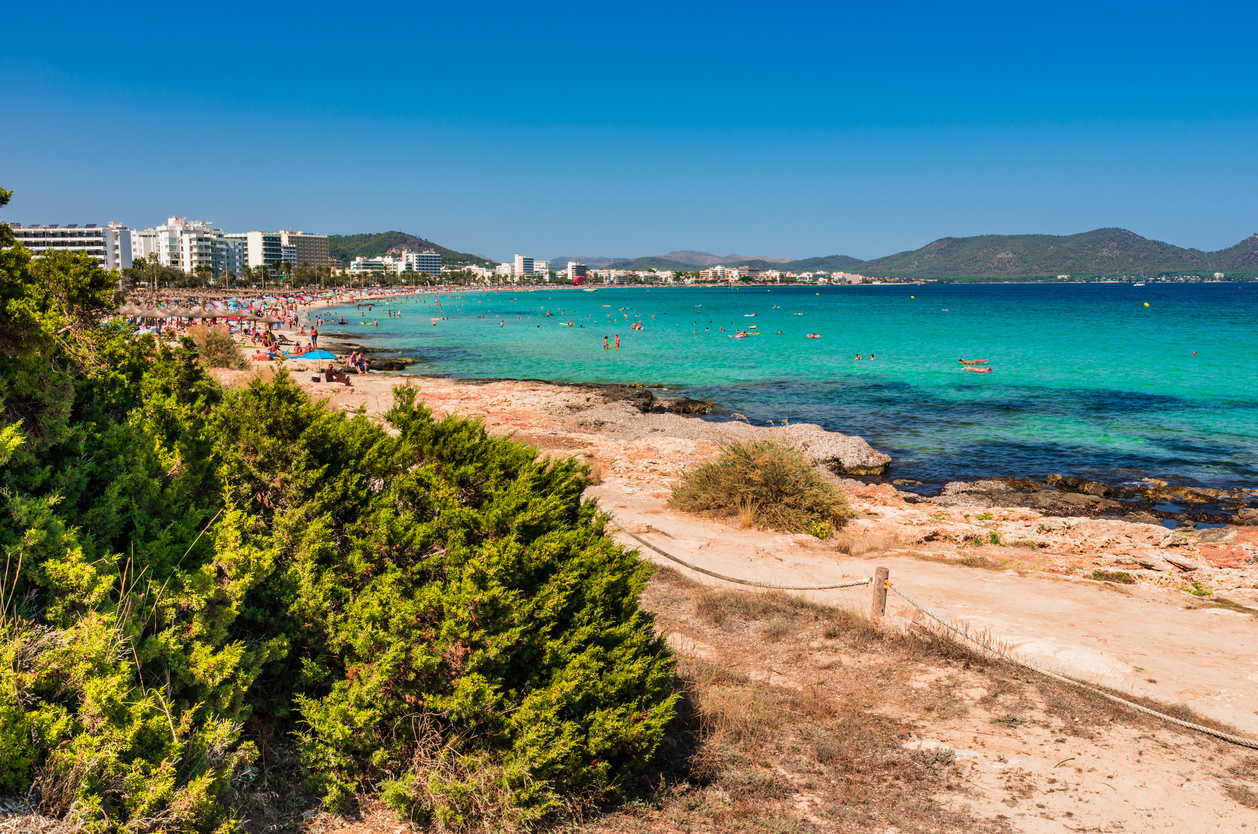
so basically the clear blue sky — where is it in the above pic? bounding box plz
[2,0,1255,262]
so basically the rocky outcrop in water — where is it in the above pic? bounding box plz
[926,474,1254,527]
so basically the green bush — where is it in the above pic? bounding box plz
[668,439,852,533]
[0,195,677,832]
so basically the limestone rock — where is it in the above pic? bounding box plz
[1163,552,1204,572]
[1137,552,1174,572]
[773,423,892,476]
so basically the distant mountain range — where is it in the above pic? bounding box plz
[332,229,1258,279]
[551,230,1258,278]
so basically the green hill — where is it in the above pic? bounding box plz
[854,228,1252,279]
[786,255,866,272]
[605,257,705,271]
[328,231,493,267]
[1208,233,1258,272]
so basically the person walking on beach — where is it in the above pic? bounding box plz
[311,327,318,349]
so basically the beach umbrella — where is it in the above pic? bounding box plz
[301,350,339,360]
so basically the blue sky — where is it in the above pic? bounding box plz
[2,0,1255,261]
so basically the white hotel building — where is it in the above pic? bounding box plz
[9,222,133,271]
[133,217,245,278]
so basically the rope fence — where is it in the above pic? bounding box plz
[613,524,871,591]
[615,521,1258,751]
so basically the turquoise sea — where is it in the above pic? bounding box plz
[327,283,1258,492]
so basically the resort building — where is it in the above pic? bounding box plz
[402,250,442,276]
[534,260,550,279]
[565,262,588,283]
[133,217,244,277]
[349,256,400,273]
[280,230,333,268]
[225,231,286,268]
[9,222,133,271]
[514,254,534,277]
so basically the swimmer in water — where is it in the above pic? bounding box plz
[855,354,862,360]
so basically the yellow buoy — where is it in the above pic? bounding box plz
[911,295,915,298]
[1144,302,1150,307]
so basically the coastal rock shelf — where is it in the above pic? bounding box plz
[562,400,891,476]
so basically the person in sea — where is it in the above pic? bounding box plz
[855,354,862,360]
[603,336,609,350]
[615,334,620,349]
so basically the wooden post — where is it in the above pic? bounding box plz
[872,567,889,618]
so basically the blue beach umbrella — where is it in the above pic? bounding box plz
[300,350,339,360]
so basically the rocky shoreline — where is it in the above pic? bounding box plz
[920,474,1258,529]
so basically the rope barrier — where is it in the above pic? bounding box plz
[889,586,1258,751]
[610,520,1258,750]
[612,523,871,592]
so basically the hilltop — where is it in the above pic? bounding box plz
[327,231,494,267]
[858,228,1258,279]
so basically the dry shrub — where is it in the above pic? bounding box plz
[586,460,603,485]
[669,439,852,533]
[189,324,247,369]
[833,529,903,556]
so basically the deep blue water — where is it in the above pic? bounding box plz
[327,282,1258,491]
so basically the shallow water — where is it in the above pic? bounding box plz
[327,282,1258,491]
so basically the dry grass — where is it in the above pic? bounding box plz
[601,568,1006,833]
[832,529,903,556]
[736,496,758,529]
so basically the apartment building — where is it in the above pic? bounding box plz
[514,253,534,277]
[223,231,285,268]
[565,262,588,283]
[402,251,441,276]
[10,222,133,271]
[280,230,333,267]
[534,259,550,279]
[132,217,248,277]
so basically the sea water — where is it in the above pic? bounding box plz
[327,282,1258,491]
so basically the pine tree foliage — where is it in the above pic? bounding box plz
[0,189,676,831]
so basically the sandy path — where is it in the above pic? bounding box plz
[605,488,1258,730]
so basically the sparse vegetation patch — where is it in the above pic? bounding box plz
[668,439,853,533]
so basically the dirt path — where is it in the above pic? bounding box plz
[599,492,1258,734]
